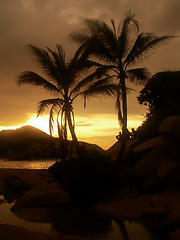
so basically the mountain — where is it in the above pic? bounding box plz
[0,125,54,160]
[0,125,104,160]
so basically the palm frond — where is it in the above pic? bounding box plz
[17,71,61,94]
[125,33,175,66]
[127,68,151,84]
[83,83,118,98]
[27,45,60,83]
[70,19,118,64]
[56,44,66,65]
[69,30,91,45]
[117,11,139,60]
[47,46,66,84]
[37,98,64,116]
[70,66,114,97]
[110,19,117,37]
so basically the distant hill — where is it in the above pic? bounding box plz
[0,126,54,160]
[0,125,104,160]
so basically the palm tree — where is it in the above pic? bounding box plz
[70,11,174,140]
[17,44,117,160]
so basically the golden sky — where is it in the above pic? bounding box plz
[0,0,180,149]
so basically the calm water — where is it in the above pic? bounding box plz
[0,159,55,169]
[0,196,153,240]
[0,159,154,240]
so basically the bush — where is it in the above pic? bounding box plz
[49,149,115,204]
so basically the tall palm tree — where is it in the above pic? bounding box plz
[70,11,174,139]
[17,44,117,160]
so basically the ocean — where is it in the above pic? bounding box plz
[0,159,55,169]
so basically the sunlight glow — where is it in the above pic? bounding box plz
[0,113,144,149]
[26,115,51,134]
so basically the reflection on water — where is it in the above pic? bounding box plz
[0,159,154,240]
[0,195,154,240]
[0,198,54,234]
[0,159,55,169]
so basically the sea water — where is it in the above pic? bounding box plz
[0,159,154,239]
[0,159,55,169]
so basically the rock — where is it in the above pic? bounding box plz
[169,229,180,240]
[165,207,180,230]
[11,184,71,211]
[138,178,164,193]
[3,175,32,193]
[0,224,59,240]
[106,138,139,162]
[158,116,180,136]
[133,139,180,182]
[141,207,169,220]
[157,161,178,180]
[12,208,55,222]
[132,135,169,154]
[156,161,180,186]
[150,195,168,208]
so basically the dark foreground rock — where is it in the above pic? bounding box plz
[0,224,82,240]
[11,184,71,211]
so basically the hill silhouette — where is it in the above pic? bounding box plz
[0,126,54,160]
[0,125,104,160]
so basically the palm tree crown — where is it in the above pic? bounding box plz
[70,11,174,136]
[17,44,117,159]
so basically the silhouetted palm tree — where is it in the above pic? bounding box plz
[17,44,117,160]
[70,11,174,139]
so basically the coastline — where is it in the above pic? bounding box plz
[0,168,180,240]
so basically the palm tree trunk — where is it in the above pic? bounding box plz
[116,75,128,163]
[66,109,80,155]
[121,77,128,135]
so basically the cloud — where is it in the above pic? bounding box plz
[0,0,179,137]
[76,121,92,127]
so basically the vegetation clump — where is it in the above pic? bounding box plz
[136,71,180,139]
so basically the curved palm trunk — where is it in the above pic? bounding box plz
[121,77,128,135]
[116,75,129,162]
[66,109,80,155]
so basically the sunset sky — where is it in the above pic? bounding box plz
[0,0,180,149]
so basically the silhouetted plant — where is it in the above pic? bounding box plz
[17,44,117,161]
[49,149,116,203]
[70,11,174,157]
[137,71,180,139]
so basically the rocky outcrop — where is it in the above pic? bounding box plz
[0,224,59,240]
[158,116,180,136]
[11,184,71,211]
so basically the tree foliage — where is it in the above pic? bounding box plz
[70,11,174,138]
[136,71,180,139]
[17,44,117,161]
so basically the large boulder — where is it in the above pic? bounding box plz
[156,161,180,186]
[106,138,139,162]
[165,206,180,230]
[138,177,164,193]
[141,206,169,221]
[158,116,180,136]
[132,135,169,154]
[11,184,70,211]
[0,224,59,240]
[169,229,180,240]
[3,175,32,193]
[133,138,180,182]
